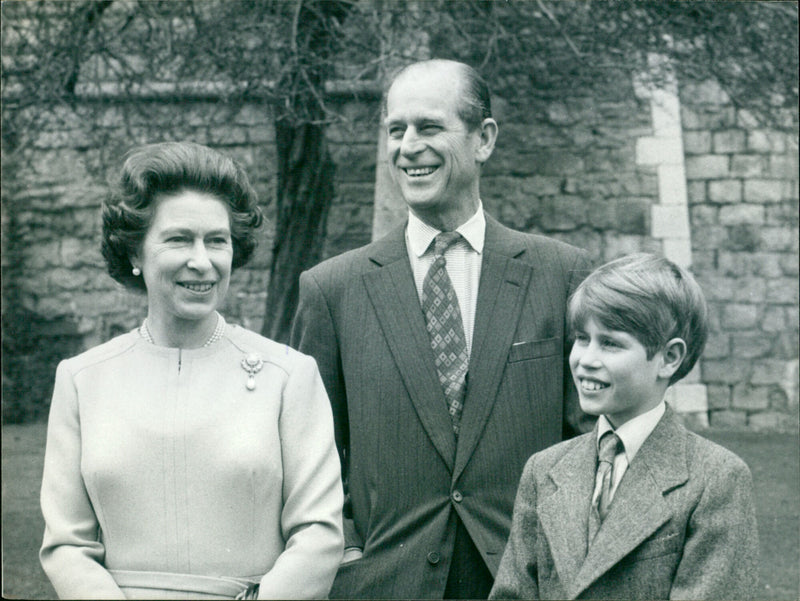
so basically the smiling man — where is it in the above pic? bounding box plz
[291,59,593,599]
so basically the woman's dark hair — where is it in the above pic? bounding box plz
[102,141,263,291]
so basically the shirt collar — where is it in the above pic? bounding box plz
[406,201,486,258]
[597,401,666,463]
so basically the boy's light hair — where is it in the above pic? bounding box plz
[567,253,709,385]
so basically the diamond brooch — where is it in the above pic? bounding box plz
[240,353,264,391]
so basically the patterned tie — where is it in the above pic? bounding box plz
[588,431,622,542]
[422,232,469,435]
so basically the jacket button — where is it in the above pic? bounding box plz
[452,490,463,503]
[427,551,441,565]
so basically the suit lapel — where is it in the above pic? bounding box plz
[570,409,690,598]
[537,432,597,594]
[363,225,457,470]
[453,217,533,480]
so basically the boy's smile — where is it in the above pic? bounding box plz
[569,318,670,428]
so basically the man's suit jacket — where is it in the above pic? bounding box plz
[490,406,759,600]
[291,214,592,599]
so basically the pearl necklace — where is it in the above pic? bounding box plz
[139,313,225,348]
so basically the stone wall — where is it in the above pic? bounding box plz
[2,74,798,430]
[681,80,799,430]
[1,96,380,421]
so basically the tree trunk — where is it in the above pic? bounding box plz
[261,118,334,343]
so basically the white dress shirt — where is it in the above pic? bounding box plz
[592,401,667,506]
[405,204,485,356]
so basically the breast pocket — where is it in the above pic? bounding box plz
[508,337,561,363]
[622,531,682,564]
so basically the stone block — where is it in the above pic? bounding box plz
[751,360,792,385]
[614,198,649,235]
[730,277,767,303]
[31,294,76,318]
[682,131,711,154]
[23,240,61,269]
[779,253,799,276]
[539,196,587,231]
[712,130,746,153]
[681,105,736,130]
[675,411,710,431]
[49,268,90,291]
[748,130,787,153]
[703,359,752,384]
[761,306,789,332]
[661,239,692,268]
[748,411,799,431]
[718,204,764,225]
[731,332,774,359]
[682,80,730,105]
[709,410,747,429]
[703,332,731,360]
[732,384,770,410]
[706,384,732,409]
[769,154,799,179]
[723,224,761,252]
[744,179,790,203]
[689,205,718,226]
[765,200,800,227]
[696,274,734,302]
[766,278,800,305]
[730,155,766,178]
[247,125,274,145]
[708,180,742,203]
[520,176,562,196]
[585,198,620,230]
[600,233,645,261]
[636,137,683,166]
[758,227,794,251]
[685,155,729,180]
[690,250,716,272]
[651,204,690,238]
[664,384,708,413]
[773,332,800,360]
[207,126,248,145]
[687,181,707,204]
[526,150,585,176]
[656,164,688,205]
[721,304,759,329]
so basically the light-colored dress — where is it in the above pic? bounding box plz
[40,319,344,599]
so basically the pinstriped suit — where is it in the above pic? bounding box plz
[290,214,592,599]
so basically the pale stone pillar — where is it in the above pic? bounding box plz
[634,55,709,428]
[372,126,407,240]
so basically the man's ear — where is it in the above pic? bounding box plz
[475,118,498,164]
[659,338,687,380]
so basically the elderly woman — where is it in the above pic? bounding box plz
[40,142,344,600]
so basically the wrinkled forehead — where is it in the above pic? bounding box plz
[385,65,466,123]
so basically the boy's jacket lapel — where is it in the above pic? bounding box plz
[537,431,596,594]
[570,409,690,598]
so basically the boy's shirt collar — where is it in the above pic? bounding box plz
[597,401,666,463]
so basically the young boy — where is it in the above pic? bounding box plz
[490,253,758,600]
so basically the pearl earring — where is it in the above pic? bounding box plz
[132,267,141,276]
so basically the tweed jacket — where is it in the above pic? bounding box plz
[40,322,344,599]
[490,406,759,600]
[290,214,592,599]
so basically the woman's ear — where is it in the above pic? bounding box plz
[659,338,687,380]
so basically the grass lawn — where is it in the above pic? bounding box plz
[2,423,798,599]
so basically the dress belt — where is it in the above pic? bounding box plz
[109,569,260,597]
